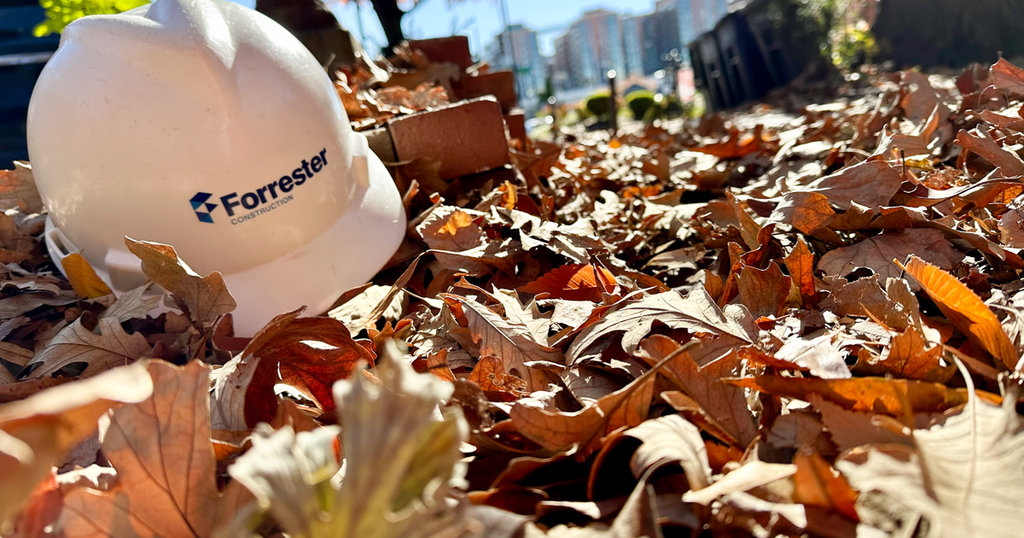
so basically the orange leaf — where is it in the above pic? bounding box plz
[736,261,789,317]
[897,255,1018,370]
[510,370,655,459]
[518,264,616,301]
[211,309,374,429]
[468,355,527,396]
[793,450,859,521]
[691,126,766,159]
[641,335,757,448]
[783,238,816,306]
[498,180,517,210]
[992,57,1024,96]
[728,375,999,417]
[856,324,955,383]
[60,253,113,298]
[438,209,475,236]
[771,191,834,235]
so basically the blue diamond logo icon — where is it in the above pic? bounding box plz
[190,192,212,210]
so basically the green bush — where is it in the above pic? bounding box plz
[625,90,656,120]
[662,95,684,117]
[35,0,149,37]
[582,90,612,119]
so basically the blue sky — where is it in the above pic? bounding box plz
[331,0,658,58]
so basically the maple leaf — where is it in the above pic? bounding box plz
[0,364,152,528]
[26,317,153,379]
[443,294,564,391]
[736,262,790,317]
[519,264,617,302]
[640,335,757,448]
[58,360,247,536]
[769,191,835,235]
[124,237,236,327]
[567,288,758,359]
[416,206,487,251]
[225,353,471,537]
[783,238,817,307]
[856,324,954,383]
[837,380,1024,536]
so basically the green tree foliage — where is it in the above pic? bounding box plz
[35,0,149,36]
[764,0,876,70]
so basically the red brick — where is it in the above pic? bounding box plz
[504,110,527,147]
[408,36,473,70]
[387,97,510,179]
[454,71,517,113]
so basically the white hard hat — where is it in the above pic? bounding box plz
[27,0,405,335]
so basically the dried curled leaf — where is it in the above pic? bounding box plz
[898,255,1018,370]
[60,253,112,299]
[510,368,655,459]
[444,294,564,392]
[59,361,246,537]
[0,364,153,527]
[27,317,153,379]
[624,414,712,491]
[211,308,374,430]
[226,352,471,537]
[837,382,1024,536]
[568,288,757,359]
[729,374,995,417]
[124,237,236,326]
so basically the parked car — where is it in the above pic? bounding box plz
[1,1,60,165]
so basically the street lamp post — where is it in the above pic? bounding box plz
[607,69,617,135]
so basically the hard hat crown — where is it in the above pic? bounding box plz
[28,0,405,334]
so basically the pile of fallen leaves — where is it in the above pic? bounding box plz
[6,58,1024,537]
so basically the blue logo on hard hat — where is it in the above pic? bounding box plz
[190,192,218,223]
[187,147,327,226]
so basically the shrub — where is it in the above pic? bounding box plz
[625,90,657,120]
[582,90,612,119]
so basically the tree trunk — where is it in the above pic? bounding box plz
[369,0,405,53]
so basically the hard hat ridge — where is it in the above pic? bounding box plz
[28,0,406,335]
